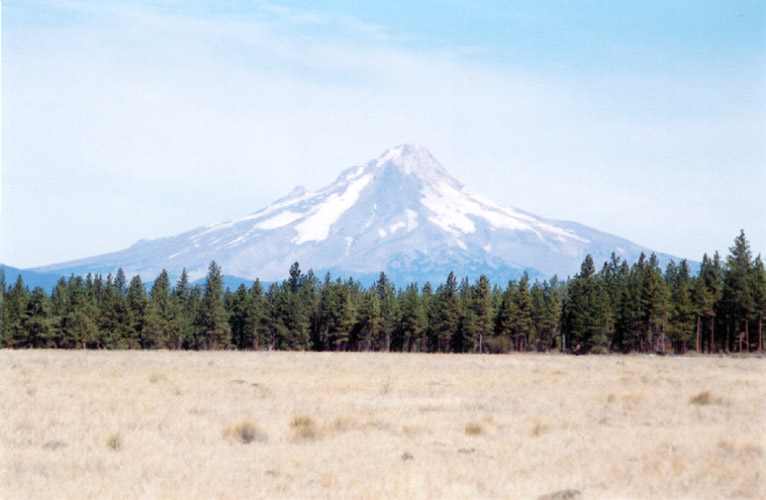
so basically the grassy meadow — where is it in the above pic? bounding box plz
[1,350,764,499]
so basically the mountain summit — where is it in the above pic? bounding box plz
[36,145,674,284]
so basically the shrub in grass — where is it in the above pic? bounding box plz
[690,391,713,405]
[226,421,267,444]
[532,420,550,436]
[465,421,482,436]
[291,416,318,440]
[106,432,122,451]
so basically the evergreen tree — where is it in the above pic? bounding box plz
[114,268,127,295]
[666,260,695,353]
[60,276,99,348]
[248,279,267,350]
[510,273,533,351]
[5,276,30,348]
[453,277,475,353]
[375,272,399,351]
[399,283,426,352]
[531,277,562,351]
[127,275,148,348]
[356,289,381,351]
[297,270,319,350]
[432,272,459,352]
[640,254,670,352]
[227,284,254,349]
[282,264,311,350]
[317,278,356,351]
[751,256,766,352]
[722,230,756,352]
[23,287,54,348]
[145,270,181,349]
[561,255,611,353]
[0,267,6,346]
[699,253,724,352]
[265,283,288,350]
[194,261,231,349]
[471,275,493,353]
[266,264,310,351]
[420,283,434,352]
[174,269,195,349]
[492,280,516,353]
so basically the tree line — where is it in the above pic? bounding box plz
[1,231,763,354]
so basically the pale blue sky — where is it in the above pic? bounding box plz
[2,0,765,268]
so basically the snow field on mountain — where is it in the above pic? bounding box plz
[34,144,675,284]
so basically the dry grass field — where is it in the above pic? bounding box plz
[1,350,764,500]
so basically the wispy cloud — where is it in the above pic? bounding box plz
[2,1,764,267]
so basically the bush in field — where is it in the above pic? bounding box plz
[464,421,482,436]
[106,432,122,451]
[291,416,318,440]
[225,421,267,444]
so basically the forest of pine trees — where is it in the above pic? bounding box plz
[1,231,764,354]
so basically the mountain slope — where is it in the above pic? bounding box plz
[0,264,67,292]
[34,144,677,285]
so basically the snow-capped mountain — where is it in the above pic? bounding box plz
[35,144,676,285]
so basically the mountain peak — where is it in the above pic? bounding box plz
[373,143,453,185]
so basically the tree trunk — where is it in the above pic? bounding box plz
[710,317,715,354]
[647,326,653,353]
[696,315,701,352]
[759,315,763,352]
[726,324,731,354]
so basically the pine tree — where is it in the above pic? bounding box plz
[282,264,311,350]
[0,267,6,347]
[561,255,611,353]
[265,283,287,350]
[23,287,54,348]
[531,277,562,351]
[471,275,493,353]
[356,289,381,351]
[227,284,254,349]
[666,260,695,353]
[375,272,399,351]
[194,261,231,350]
[751,256,766,352]
[114,268,127,295]
[97,273,129,348]
[297,270,318,350]
[492,280,516,353]
[698,253,723,352]
[61,276,99,349]
[640,254,670,352]
[127,275,148,348]
[420,283,434,352]
[5,276,31,348]
[598,254,626,349]
[399,283,426,352]
[510,273,533,351]
[266,264,310,351]
[248,279,267,350]
[145,270,181,349]
[722,230,756,352]
[317,278,356,351]
[432,272,459,352]
[174,269,195,349]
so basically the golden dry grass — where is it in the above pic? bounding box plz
[1,350,764,500]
